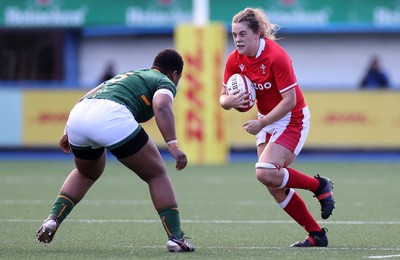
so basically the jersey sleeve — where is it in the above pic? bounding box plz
[270,51,298,93]
[153,88,174,101]
[157,77,177,98]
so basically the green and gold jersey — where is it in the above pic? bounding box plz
[88,69,177,123]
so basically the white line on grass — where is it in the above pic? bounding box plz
[365,254,400,258]
[0,199,153,205]
[1,218,400,225]
[117,245,400,252]
[0,199,274,206]
[2,217,399,255]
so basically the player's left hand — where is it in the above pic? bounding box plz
[59,134,71,154]
[168,146,188,171]
[243,119,264,135]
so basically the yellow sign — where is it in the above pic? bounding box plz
[21,88,400,151]
[305,91,400,148]
[175,23,227,164]
[224,106,258,148]
[221,91,400,149]
[22,90,85,146]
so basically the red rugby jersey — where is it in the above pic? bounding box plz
[223,38,306,115]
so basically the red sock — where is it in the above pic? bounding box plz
[280,189,320,233]
[285,168,319,192]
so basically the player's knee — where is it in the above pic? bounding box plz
[255,162,280,187]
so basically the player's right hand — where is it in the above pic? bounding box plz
[223,89,250,109]
[59,134,71,154]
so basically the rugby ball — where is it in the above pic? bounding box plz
[226,73,256,112]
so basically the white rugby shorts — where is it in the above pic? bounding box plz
[256,106,310,155]
[66,98,139,149]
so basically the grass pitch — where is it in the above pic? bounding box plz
[1,159,400,259]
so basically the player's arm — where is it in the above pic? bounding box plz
[153,89,187,170]
[220,85,249,110]
[153,89,176,143]
[219,55,249,110]
[259,88,296,127]
[243,87,296,135]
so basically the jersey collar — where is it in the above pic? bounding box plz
[255,38,266,59]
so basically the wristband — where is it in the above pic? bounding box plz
[166,139,178,145]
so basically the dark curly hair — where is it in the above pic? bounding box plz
[152,48,184,75]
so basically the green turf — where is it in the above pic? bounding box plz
[1,160,399,259]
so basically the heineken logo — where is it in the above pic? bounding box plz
[4,6,87,27]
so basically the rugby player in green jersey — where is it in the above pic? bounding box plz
[35,48,195,252]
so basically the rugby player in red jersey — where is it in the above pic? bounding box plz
[219,8,336,247]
